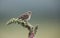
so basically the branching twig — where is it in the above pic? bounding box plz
[6,18,38,38]
[6,18,33,31]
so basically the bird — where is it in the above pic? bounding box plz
[18,11,32,21]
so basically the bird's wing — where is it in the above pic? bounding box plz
[18,12,29,20]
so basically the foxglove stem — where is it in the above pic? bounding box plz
[6,18,38,38]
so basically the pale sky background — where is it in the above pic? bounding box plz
[0,0,60,38]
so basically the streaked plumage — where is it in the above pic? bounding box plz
[18,11,32,21]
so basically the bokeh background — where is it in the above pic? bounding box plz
[0,0,60,38]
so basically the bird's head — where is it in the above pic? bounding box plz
[27,11,32,15]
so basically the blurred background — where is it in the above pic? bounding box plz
[0,0,60,38]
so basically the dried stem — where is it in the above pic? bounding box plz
[6,18,38,38]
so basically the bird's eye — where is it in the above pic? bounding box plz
[28,11,32,14]
[29,12,31,13]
